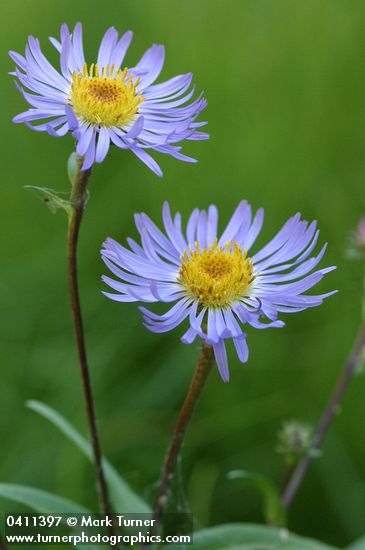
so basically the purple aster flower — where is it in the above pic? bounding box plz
[9,23,208,175]
[101,201,336,382]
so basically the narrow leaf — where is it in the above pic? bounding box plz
[0,484,101,550]
[191,523,339,550]
[26,400,151,514]
[347,535,365,549]
[24,186,72,215]
[227,470,286,527]
[0,483,89,514]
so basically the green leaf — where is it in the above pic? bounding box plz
[0,484,101,550]
[0,483,89,514]
[347,535,365,549]
[227,470,286,527]
[67,152,78,184]
[24,186,72,215]
[26,400,151,515]
[191,523,340,550]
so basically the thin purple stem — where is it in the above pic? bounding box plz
[153,342,214,528]
[67,156,114,535]
[282,323,365,508]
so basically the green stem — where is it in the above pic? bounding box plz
[67,156,113,531]
[153,342,215,527]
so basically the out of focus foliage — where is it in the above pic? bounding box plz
[1,1,365,547]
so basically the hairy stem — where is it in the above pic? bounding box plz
[153,342,215,527]
[67,156,113,529]
[282,323,365,508]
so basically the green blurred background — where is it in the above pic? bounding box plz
[1,0,365,547]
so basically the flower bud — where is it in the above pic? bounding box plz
[276,419,313,460]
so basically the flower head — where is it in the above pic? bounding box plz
[9,23,208,174]
[277,420,314,460]
[101,201,336,381]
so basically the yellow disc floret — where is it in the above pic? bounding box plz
[69,63,144,127]
[179,239,255,307]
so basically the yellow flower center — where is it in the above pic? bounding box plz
[69,64,144,127]
[179,239,255,307]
